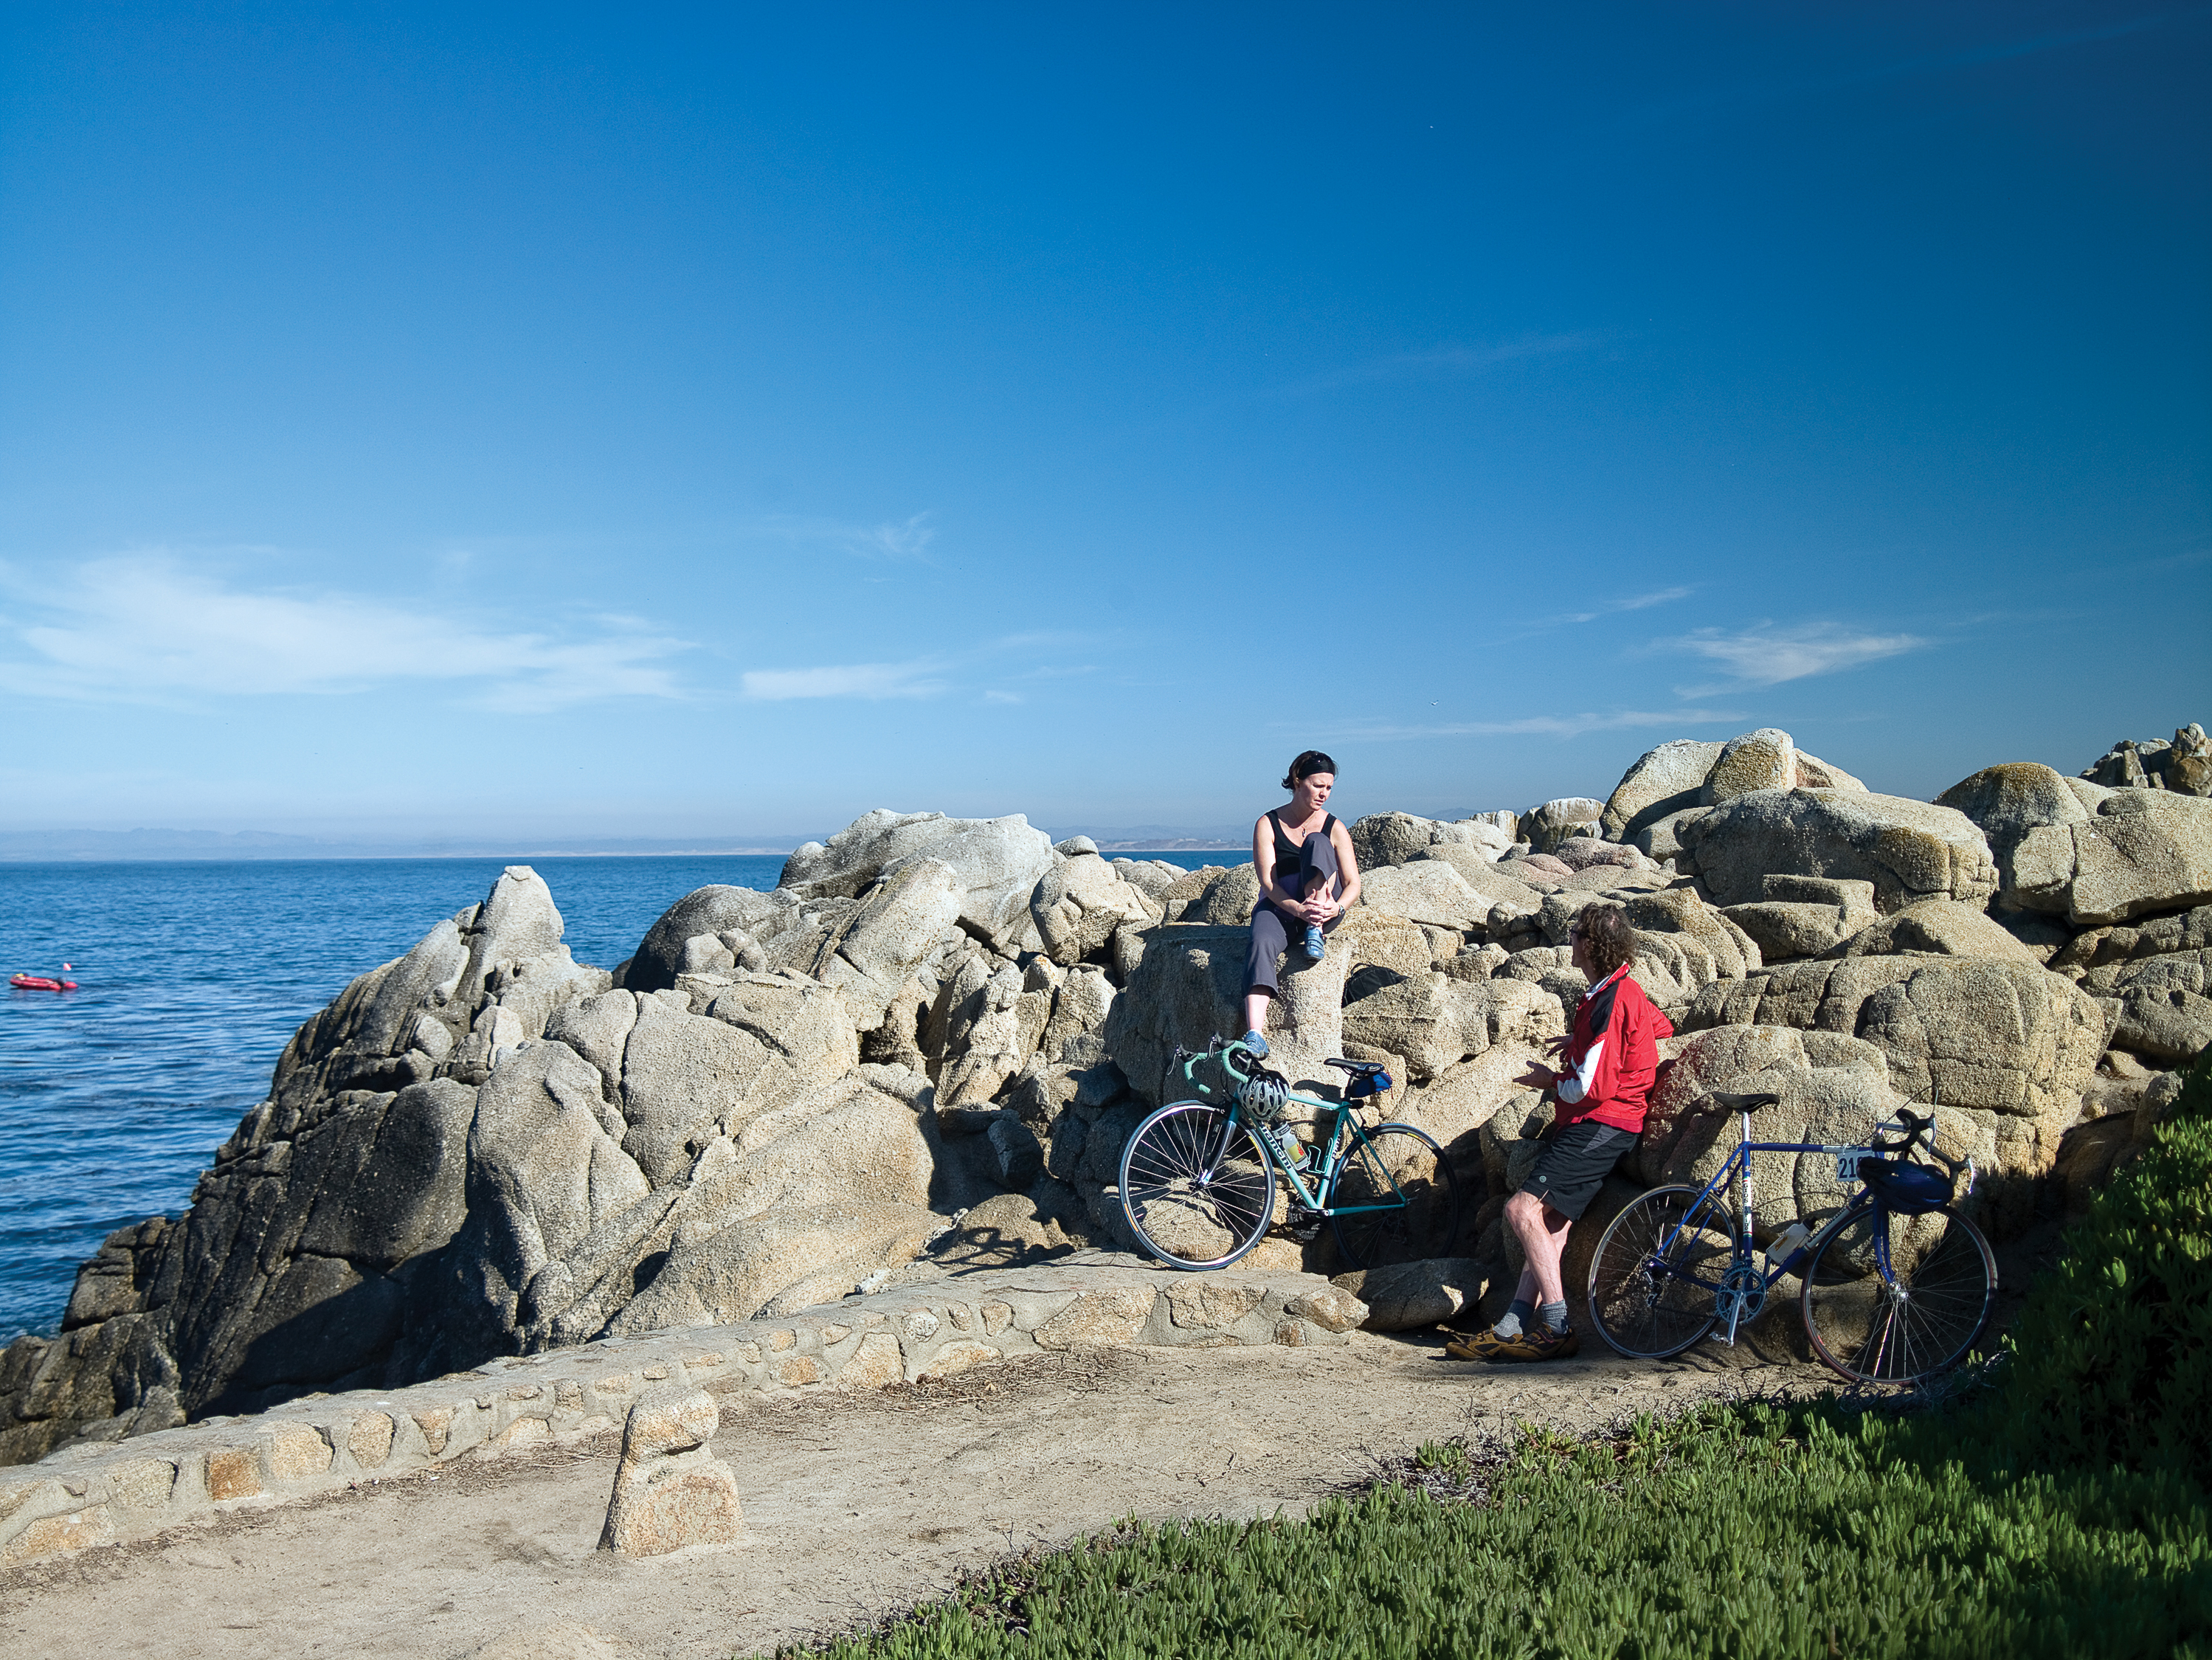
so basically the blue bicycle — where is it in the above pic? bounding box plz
[1586,1093,1997,1385]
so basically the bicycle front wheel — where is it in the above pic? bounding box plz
[1587,1183,1735,1359]
[1327,1124,1461,1270]
[1800,1203,1996,1386]
[1119,1102,1278,1270]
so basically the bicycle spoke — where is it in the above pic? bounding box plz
[1327,1125,1459,1270]
[1119,1102,1278,1270]
[1801,1206,1995,1385]
[1588,1186,1732,1359]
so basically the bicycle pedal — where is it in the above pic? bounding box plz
[1284,1208,1323,1242]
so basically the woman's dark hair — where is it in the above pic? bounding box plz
[1572,905,1637,978]
[1282,750,1338,791]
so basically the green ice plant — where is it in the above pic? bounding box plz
[1994,1045,2212,1488]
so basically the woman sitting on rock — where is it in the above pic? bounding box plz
[1240,750,1362,1055]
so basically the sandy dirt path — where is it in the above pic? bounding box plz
[1,1331,1825,1660]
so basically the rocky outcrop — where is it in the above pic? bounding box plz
[1031,851,1161,966]
[1521,798,1606,853]
[1349,812,1513,869]
[1601,740,1726,843]
[2050,902,2212,1065]
[2079,724,2212,795]
[1722,876,1879,961]
[1826,898,2041,964]
[0,838,1109,1465]
[1104,923,1349,1106]
[1680,955,2103,1225]
[780,810,1054,954]
[1938,772,2212,927]
[1330,1257,1485,1332]
[1682,789,1998,913]
[1601,728,1866,847]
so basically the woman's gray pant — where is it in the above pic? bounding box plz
[1246,831,1342,997]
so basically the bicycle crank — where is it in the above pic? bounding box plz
[1714,1263,1769,1345]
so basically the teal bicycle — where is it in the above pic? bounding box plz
[1117,1035,1462,1272]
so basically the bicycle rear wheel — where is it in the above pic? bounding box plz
[1119,1102,1278,1270]
[1800,1203,1996,1386]
[1587,1183,1735,1359]
[1327,1124,1461,1270]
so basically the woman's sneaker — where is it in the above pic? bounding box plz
[1302,924,1326,961]
[1240,1029,1270,1059]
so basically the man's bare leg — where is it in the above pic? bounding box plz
[1505,1188,1572,1313]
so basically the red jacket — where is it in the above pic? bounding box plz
[1555,965,1673,1134]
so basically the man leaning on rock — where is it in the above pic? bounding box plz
[1449,905,1672,1363]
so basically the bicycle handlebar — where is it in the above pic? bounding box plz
[1869,1106,1974,1187]
[1167,1034,1260,1099]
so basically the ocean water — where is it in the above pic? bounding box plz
[0,849,1237,1343]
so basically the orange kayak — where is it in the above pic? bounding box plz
[10,975,77,992]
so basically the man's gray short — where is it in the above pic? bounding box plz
[1520,1121,1637,1220]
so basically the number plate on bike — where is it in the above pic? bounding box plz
[1833,1149,1867,1181]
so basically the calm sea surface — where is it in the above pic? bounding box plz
[0,851,1236,1342]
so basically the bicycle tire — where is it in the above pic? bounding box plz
[1327,1124,1461,1271]
[1800,1203,1996,1386]
[1119,1101,1279,1270]
[1587,1183,1735,1360]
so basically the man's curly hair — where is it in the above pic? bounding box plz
[1574,905,1636,978]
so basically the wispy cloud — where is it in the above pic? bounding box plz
[0,555,692,712]
[739,660,948,701]
[1271,334,1603,398]
[747,511,936,561]
[1662,622,1929,694]
[1549,586,1693,626]
[1317,708,1745,742]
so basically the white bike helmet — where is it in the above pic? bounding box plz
[1239,1068,1290,1123]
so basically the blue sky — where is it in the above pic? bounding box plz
[1,2,2205,846]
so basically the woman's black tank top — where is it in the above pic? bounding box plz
[1268,809,1338,868]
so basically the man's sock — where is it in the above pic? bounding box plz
[1538,1299,1569,1334]
[1495,1298,1535,1339]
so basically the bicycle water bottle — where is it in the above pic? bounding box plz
[1766,1222,1812,1276]
[1271,1124,1306,1171]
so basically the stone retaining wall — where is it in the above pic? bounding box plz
[0,1252,1364,1567]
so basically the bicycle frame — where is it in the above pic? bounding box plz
[1172,1040,1410,1220]
[1649,1105,1898,1345]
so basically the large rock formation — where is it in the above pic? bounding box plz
[6,720,2208,1467]
[1938,768,2212,926]
[779,809,1054,954]
[0,828,1120,1464]
[1681,789,1998,913]
[2078,724,2212,795]
[1601,728,1865,846]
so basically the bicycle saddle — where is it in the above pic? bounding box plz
[1324,1056,1393,1100]
[1710,1090,1780,1110]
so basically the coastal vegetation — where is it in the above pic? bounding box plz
[774,1048,2212,1659]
